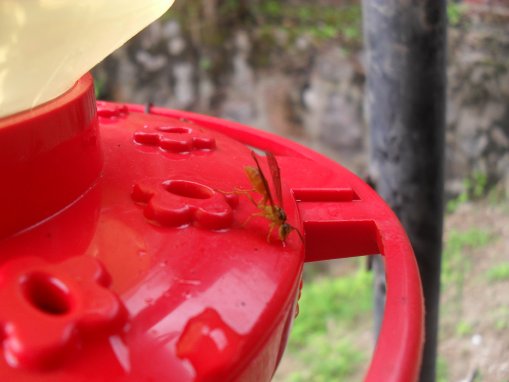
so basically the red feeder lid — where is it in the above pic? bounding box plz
[0,74,423,381]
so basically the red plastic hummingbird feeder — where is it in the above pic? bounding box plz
[0,73,424,381]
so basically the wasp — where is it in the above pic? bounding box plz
[240,151,303,244]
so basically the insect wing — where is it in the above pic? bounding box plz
[250,151,276,208]
[265,151,283,207]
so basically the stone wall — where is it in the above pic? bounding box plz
[446,6,509,194]
[93,3,509,196]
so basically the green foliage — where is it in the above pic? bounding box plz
[220,0,243,15]
[441,229,491,305]
[487,184,509,206]
[446,192,468,214]
[447,172,488,213]
[455,320,474,336]
[282,268,373,381]
[260,1,283,18]
[442,229,491,284]
[487,263,509,282]
[283,4,362,44]
[169,1,362,50]
[199,57,212,71]
[164,1,363,73]
[437,357,449,382]
[493,307,509,330]
[289,269,373,347]
[94,77,105,99]
[447,2,465,27]
[286,337,366,382]
[469,172,488,199]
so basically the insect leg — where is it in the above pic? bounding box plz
[266,222,276,243]
[242,211,265,227]
[240,189,260,207]
[287,223,305,243]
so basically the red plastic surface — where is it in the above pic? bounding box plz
[0,75,101,239]
[0,75,423,381]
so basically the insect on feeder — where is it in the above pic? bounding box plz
[0,2,424,381]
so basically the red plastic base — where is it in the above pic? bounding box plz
[0,75,423,381]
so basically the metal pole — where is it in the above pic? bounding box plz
[362,1,447,381]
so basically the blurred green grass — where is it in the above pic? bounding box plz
[282,265,373,381]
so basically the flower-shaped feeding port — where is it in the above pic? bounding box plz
[133,123,216,154]
[96,101,129,124]
[0,256,126,370]
[132,179,238,230]
[176,308,243,382]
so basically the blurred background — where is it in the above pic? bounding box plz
[93,1,509,381]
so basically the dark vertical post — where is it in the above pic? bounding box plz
[362,1,447,381]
